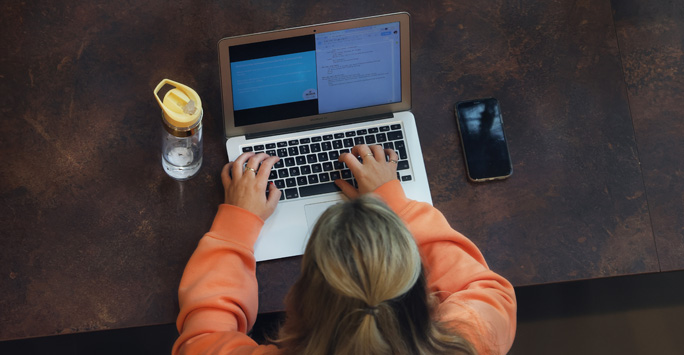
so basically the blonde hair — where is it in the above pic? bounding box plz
[272,195,477,354]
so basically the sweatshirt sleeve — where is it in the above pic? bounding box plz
[374,180,517,355]
[172,204,279,355]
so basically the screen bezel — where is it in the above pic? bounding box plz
[218,12,411,138]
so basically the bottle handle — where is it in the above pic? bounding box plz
[154,79,202,128]
[154,79,181,109]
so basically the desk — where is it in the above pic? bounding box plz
[1,0,681,341]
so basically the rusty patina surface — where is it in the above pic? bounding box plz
[1,0,677,341]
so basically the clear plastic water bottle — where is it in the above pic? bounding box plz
[154,79,203,180]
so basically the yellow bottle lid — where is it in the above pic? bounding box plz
[154,79,203,129]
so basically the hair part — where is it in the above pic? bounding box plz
[272,195,477,355]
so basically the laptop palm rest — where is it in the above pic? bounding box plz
[304,200,340,229]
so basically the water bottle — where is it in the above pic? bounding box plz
[154,79,203,180]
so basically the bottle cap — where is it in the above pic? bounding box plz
[154,79,203,129]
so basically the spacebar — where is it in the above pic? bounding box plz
[299,182,341,197]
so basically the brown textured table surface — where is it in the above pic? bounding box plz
[1,0,681,341]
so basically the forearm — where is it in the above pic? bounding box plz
[173,204,263,354]
[374,180,516,353]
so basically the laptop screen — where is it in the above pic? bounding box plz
[219,13,412,138]
[228,22,402,127]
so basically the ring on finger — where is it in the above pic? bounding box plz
[363,153,374,158]
[245,167,257,174]
[389,159,398,164]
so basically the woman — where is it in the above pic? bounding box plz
[172,144,516,354]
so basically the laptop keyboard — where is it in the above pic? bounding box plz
[240,122,413,200]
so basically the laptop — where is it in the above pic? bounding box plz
[218,12,432,261]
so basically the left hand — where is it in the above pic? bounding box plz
[221,152,281,221]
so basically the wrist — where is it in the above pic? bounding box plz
[373,180,411,212]
[209,204,265,249]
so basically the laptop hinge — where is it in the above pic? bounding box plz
[244,113,395,140]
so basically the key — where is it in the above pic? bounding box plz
[387,131,403,140]
[285,188,299,199]
[319,173,330,182]
[395,140,407,160]
[299,182,341,197]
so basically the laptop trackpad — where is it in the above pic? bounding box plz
[304,201,340,229]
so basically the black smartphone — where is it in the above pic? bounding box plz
[454,98,513,182]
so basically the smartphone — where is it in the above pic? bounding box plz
[454,98,513,182]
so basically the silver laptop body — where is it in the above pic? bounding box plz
[218,12,432,261]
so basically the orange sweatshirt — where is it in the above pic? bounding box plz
[173,180,517,354]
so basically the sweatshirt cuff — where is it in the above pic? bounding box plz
[373,180,412,214]
[208,204,265,249]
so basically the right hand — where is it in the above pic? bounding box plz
[334,144,399,199]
